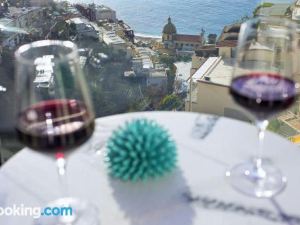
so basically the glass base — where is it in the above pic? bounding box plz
[226,158,287,198]
[34,198,100,225]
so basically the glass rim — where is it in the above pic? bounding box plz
[242,16,298,30]
[15,40,78,65]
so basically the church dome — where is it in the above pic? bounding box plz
[163,17,177,34]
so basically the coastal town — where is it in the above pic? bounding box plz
[1,0,300,159]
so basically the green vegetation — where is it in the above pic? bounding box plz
[159,94,183,111]
[253,2,274,16]
[158,54,177,94]
[159,54,176,68]
[177,55,192,62]
[79,40,147,117]
[268,119,281,133]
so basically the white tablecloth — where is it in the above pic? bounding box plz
[0,112,299,225]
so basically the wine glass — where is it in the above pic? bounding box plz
[15,40,99,224]
[226,17,298,198]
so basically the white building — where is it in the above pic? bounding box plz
[132,58,143,74]
[185,22,249,121]
[186,56,249,121]
[174,61,192,94]
[102,31,128,54]
[135,47,157,57]
[67,17,98,39]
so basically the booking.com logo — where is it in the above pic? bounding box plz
[0,204,73,219]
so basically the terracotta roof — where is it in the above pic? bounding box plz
[216,40,237,48]
[175,34,202,43]
[197,45,216,50]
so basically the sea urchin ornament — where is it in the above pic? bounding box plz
[106,119,177,182]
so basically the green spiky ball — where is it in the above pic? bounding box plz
[105,119,177,182]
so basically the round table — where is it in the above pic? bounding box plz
[0,112,299,225]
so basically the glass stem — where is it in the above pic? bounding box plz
[255,120,269,175]
[56,153,68,197]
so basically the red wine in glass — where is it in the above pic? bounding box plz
[16,99,95,153]
[226,17,298,198]
[230,73,297,120]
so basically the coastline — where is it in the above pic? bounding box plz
[135,33,162,42]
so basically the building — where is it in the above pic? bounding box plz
[185,23,249,121]
[102,30,129,54]
[75,4,116,22]
[147,69,168,95]
[0,6,45,50]
[186,56,249,121]
[256,3,291,17]
[162,17,204,54]
[116,20,134,43]
[93,5,117,22]
[67,17,98,40]
[129,47,159,76]
[189,22,240,78]
[128,47,155,76]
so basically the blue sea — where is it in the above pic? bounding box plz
[70,0,293,36]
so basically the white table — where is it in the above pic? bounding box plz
[0,112,300,225]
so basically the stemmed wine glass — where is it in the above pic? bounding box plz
[226,17,298,198]
[15,40,99,224]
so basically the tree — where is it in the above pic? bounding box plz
[159,54,176,68]
[159,94,183,111]
[159,54,177,93]
[69,23,77,36]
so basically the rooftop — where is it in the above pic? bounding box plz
[103,31,126,45]
[68,17,86,24]
[175,34,202,43]
[95,4,115,12]
[258,4,290,17]
[192,56,234,86]
[141,56,153,69]
[163,17,177,34]
[136,47,156,57]
[175,62,192,81]
[216,40,237,48]
[150,69,167,78]
[124,71,136,77]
